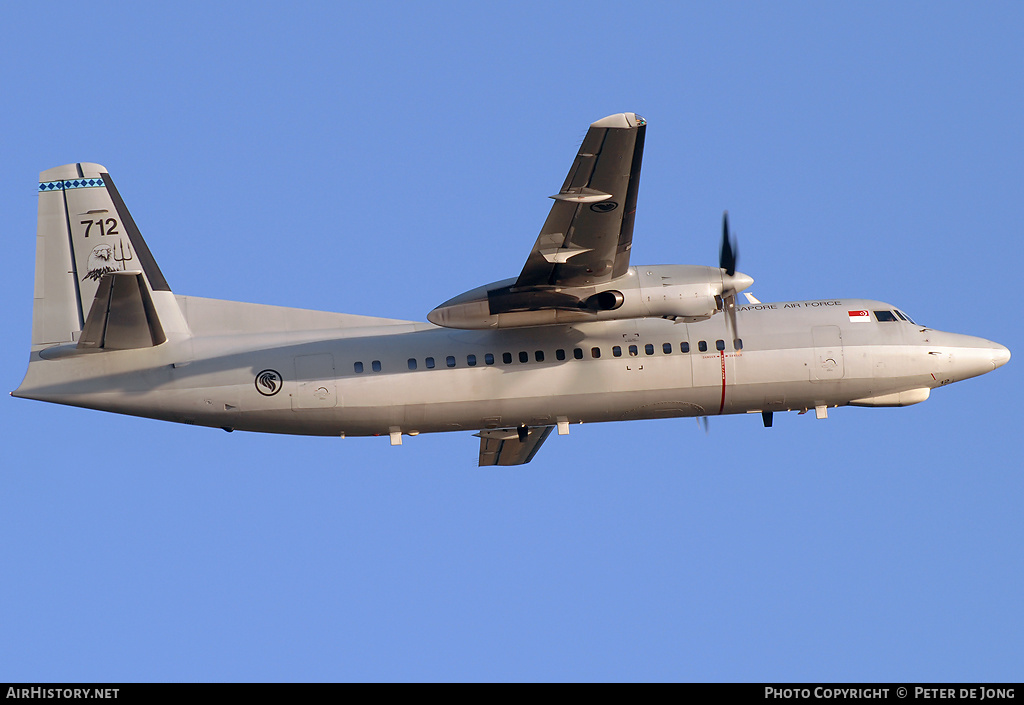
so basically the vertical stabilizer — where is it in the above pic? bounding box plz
[32,163,187,348]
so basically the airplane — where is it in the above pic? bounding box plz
[13,112,1010,465]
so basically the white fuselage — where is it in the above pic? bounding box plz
[15,293,1009,437]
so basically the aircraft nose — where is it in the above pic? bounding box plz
[992,343,1011,370]
[936,334,1011,382]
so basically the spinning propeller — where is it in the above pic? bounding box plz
[718,210,749,340]
[700,211,752,436]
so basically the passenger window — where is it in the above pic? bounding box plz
[371,360,382,372]
[680,342,690,353]
[734,339,743,350]
[628,345,638,356]
[354,361,364,373]
[535,350,544,362]
[407,358,417,370]
[485,353,495,365]
[874,310,898,322]
[467,354,477,366]
[502,352,512,364]
[645,344,654,356]
[663,343,672,354]
[556,349,566,361]
[519,351,529,363]
[446,356,456,368]
[425,357,435,369]
[613,346,622,357]
[716,340,725,351]
[573,348,584,360]
[698,341,707,352]
[591,347,601,359]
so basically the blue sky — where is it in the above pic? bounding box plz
[2,2,1021,682]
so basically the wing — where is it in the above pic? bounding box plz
[515,112,646,289]
[476,426,554,466]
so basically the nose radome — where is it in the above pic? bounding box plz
[992,343,1011,369]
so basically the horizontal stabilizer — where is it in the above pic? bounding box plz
[78,272,167,350]
[476,426,553,466]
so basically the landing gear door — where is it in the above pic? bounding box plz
[811,326,845,380]
[292,353,338,409]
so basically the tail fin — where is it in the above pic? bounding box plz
[32,163,186,348]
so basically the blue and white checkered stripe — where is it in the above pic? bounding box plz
[38,177,105,192]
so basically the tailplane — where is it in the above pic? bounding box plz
[31,163,186,349]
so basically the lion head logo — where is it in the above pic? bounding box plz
[255,369,283,396]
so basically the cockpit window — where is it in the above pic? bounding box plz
[896,309,917,324]
[874,310,898,322]
[893,310,907,321]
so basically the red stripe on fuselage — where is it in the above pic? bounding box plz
[718,350,727,415]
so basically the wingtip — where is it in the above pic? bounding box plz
[590,113,645,129]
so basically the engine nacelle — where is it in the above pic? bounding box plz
[427,265,753,329]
